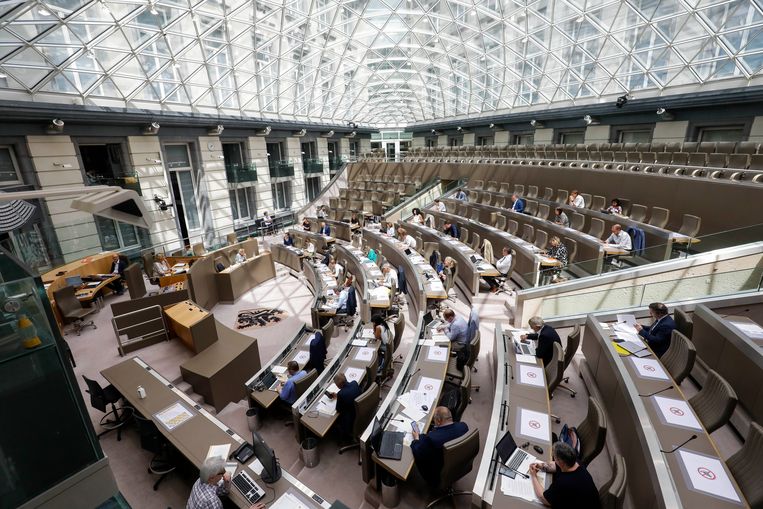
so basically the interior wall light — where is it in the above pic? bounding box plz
[47,118,64,133]
[583,115,599,126]
[294,129,307,137]
[656,107,675,120]
[207,124,224,136]
[529,119,544,128]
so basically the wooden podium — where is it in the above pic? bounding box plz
[163,300,217,353]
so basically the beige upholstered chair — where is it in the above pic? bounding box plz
[577,397,608,466]
[599,454,627,509]
[425,428,480,508]
[727,421,763,509]
[689,369,737,433]
[661,330,696,385]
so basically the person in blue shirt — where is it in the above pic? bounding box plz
[635,302,677,358]
[438,308,469,352]
[455,189,468,201]
[411,406,469,487]
[442,220,459,238]
[278,361,307,405]
[511,194,525,213]
[319,221,331,236]
[283,232,294,246]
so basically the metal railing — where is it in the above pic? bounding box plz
[303,159,324,174]
[225,163,258,183]
[269,160,295,178]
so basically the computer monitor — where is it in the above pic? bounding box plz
[66,275,83,287]
[251,431,281,483]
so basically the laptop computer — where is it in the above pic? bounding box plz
[258,370,279,391]
[370,417,404,460]
[495,430,531,476]
[66,275,84,287]
[619,341,651,358]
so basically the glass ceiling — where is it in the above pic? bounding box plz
[0,0,762,128]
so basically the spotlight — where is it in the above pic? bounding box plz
[530,119,544,128]
[47,118,64,133]
[142,122,160,135]
[431,129,437,134]
[656,107,666,115]
[583,115,598,125]
[489,123,495,129]
[208,124,224,135]
[656,107,675,120]
[456,126,463,132]
[616,94,629,108]
[153,195,172,211]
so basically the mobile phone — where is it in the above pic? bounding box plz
[411,421,419,434]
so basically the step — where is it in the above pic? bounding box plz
[174,381,193,394]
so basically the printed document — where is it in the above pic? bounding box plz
[293,350,310,366]
[426,346,448,362]
[518,408,550,442]
[206,443,231,461]
[154,401,194,431]
[355,347,375,362]
[654,396,702,430]
[344,367,364,382]
[519,364,545,387]
[630,357,669,380]
[678,450,740,502]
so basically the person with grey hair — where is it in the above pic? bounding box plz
[187,456,235,509]
[520,316,561,367]
[529,441,601,508]
[380,263,398,289]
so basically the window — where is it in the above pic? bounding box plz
[272,181,292,210]
[165,144,192,168]
[513,133,534,145]
[349,141,359,157]
[698,126,746,142]
[0,146,22,185]
[617,129,652,143]
[175,170,200,230]
[229,187,256,221]
[305,176,321,201]
[558,130,585,144]
[95,217,140,250]
[165,144,201,237]
[476,136,494,146]
[448,137,462,147]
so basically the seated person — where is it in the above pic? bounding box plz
[410,207,425,225]
[398,227,417,249]
[283,232,294,246]
[483,246,513,293]
[328,373,361,440]
[152,253,171,278]
[278,361,307,405]
[554,207,570,228]
[366,247,378,263]
[433,198,447,213]
[107,253,127,295]
[306,241,316,257]
[411,407,468,487]
[349,212,360,227]
[602,224,632,262]
[335,279,354,313]
[380,263,398,289]
[316,205,327,219]
[234,248,247,264]
[529,441,601,509]
[568,190,585,208]
[319,221,331,236]
[328,256,343,280]
[188,456,259,509]
[438,256,456,283]
[605,198,623,215]
[263,211,273,230]
[521,316,562,367]
[635,302,676,357]
[511,194,525,213]
[304,330,327,374]
[302,217,312,231]
[437,307,468,352]
[455,189,468,201]
[385,222,396,237]
[544,236,568,282]
[442,220,459,238]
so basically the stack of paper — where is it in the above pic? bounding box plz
[427,346,448,362]
[429,281,445,291]
[206,443,231,461]
[355,347,375,362]
[351,339,368,347]
[515,354,537,364]
[154,402,194,431]
[361,328,376,339]
[316,395,337,416]
[613,322,639,335]
[501,469,544,502]
[416,377,442,407]
[272,365,287,374]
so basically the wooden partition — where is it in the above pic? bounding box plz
[271,243,304,272]
[304,217,355,242]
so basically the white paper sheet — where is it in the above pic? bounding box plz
[154,402,194,431]
[678,450,740,502]
[304,333,316,345]
[355,347,375,362]
[205,443,231,461]
[361,328,376,339]
[515,354,537,364]
[269,492,312,509]
[654,396,702,430]
[271,365,287,374]
[351,339,368,347]
[416,378,442,406]
[420,339,436,347]
[248,457,264,475]
[326,383,340,394]
[616,314,638,326]
[428,281,445,291]
[519,364,545,387]
[344,366,364,382]
[400,406,426,423]
[613,322,639,335]
[518,408,550,442]
[224,462,237,477]
[431,333,450,343]
[500,469,545,502]
[293,350,310,366]
[316,394,337,416]
[630,357,670,380]
[729,319,763,340]
[427,346,448,362]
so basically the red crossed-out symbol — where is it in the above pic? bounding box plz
[528,420,541,429]
[669,407,685,417]
[697,467,716,481]
[424,383,434,391]
[644,365,656,372]
[527,372,537,378]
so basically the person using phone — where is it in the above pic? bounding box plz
[332,373,361,441]
[411,407,468,487]
[529,441,601,508]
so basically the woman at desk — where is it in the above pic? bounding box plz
[234,248,247,264]
[283,232,294,246]
[543,236,568,283]
[410,207,425,225]
[302,217,312,231]
[372,314,392,371]
[350,212,361,228]
[152,253,171,278]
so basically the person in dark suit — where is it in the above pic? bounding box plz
[411,406,469,487]
[283,232,294,246]
[107,253,127,295]
[635,302,677,358]
[521,316,562,367]
[511,194,525,213]
[329,373,361,439]
[319,222,331,236]
[304,331,326,374]
[442,220,459,238]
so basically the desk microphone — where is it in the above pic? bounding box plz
[661,434,697,454]
[638,386,673,397]
[503,464,530,479]
[404,368,421,389]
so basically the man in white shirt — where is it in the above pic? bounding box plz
[434,198,447,213]
[483,246,513,293]
[569,190,586,208]
[380,263,398,289]
[603,224,632,250]
[398,227,417,250]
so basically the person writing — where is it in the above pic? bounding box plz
[411,407,468,487]
[283,232,294,246]
[455,189,468,201]
[602,224,632,250]
[521,316,561,367]
[438,307,469,352]
[634,302,677,357]
[529,442,601,509]
[442,220,459,238]
[433,198,447,213]
[234,248,247,264]
[544,236,568,283]
[278,361,307,405]
[398,227,417,249]
[380,263,398,289]
[327,373,361,440]
[152,253,171,278]
[553,207,569,228]
[187,457,266,509]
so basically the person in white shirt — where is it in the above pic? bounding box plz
[234,248,247,264]
[380,263,398,289]
[317,205,326,219]
[152,253,171,278]
[483,246,513,293]
[306,241,316,256]
[385,222,396,236]
[410,208,424,225]
[397,227,417,250]
[569,190,585,208]
[455,189,468,201]
[603,224,632,250]
[328,256,343,280]
[434,199,447,213]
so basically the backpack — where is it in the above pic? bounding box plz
[559,423,581,459]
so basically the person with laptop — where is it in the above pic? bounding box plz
[521,316,561,367]
[278,361,307,405]
[528,441,601,509]
[634,302,676,358]
[187,456,266,509]
[328,373,361,440]
[411,407,468,487]
[438,308,469,352]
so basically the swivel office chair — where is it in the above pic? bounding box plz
[425,428,480,508]
[338,382,380,462]
[54,286,97,336]
[82,375,133,440]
